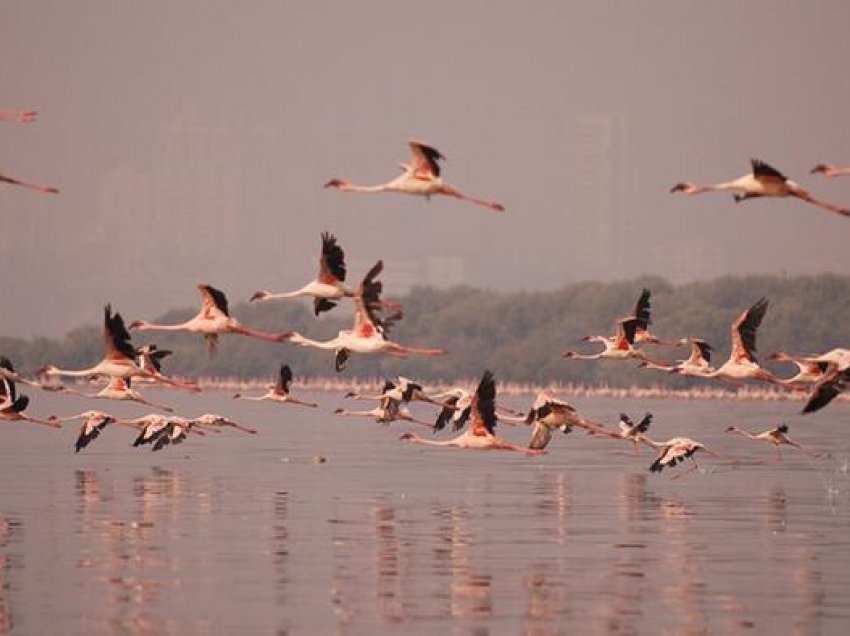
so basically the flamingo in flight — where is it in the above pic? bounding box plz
[702,298,787,388]
[334,380,432,427]
[766,352,831,387]
[810,164,850,178]
[399,371,546,454]
[188,413,258,435]
[585,412,655,456]
[564,318,667,364]
[0,109,37,123]
[250,232,353,316]
[0,170,58,195]
[801,364,850,414]
[233,363,318,408]
[52,410,117,453]
[39,306,195,390]
[129,284,292,356]
[324,140,505,212]
[346,376,448,408]
[288,261,445,371]
[0,358,60,428]
[639,338,715,378]
[431,387,473,433]
[82,376,174,412]
[670,159,850,217]
[513,391,610,451]
[647,436,718,477]
[725,424,820,462]
[601,288,684,347]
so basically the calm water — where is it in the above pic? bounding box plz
[1,389,849,635]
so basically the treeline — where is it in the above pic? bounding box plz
[2,273,849,386]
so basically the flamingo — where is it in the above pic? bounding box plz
[512,391,610,451]
[0,109,37,123]
[51,410,116,453]
[639,338,715,377]
[334,380,432,427]
[0,359,60,428]
[766,352,831,387]
[188,413,258,435]
[431,387,473,433]
[702,298,787,388]
[82,376,174,412]
[324,140,505,212]
[564,318,667,363]
[288,261,445,371]
[670,158,850,217]
[646,437,718,477]
[233,363,318,408]
[399,371,546,454]
[40,305,195,390]
[0,170,59,195]
[725,424,820,461]
[123,414,170,448]
[129,284,293,356]
[150,418,208,452]
[810,164,850,178]
[250,232,354,315]
[585,413,655,456]
[346,376,448,408]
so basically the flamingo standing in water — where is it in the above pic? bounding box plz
[250,232,354,315]
[725,424,820,461]
[233,363,318,408]
[703,298,787,388]
[810,164,850,178]
[399,371,546,454]
[0,359,60,428]
[324,140,505,212]
[670,159,850,217]
[129,284,292,356]
[288,261,445,371]
[40,306,195,390]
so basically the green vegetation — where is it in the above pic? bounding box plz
[3,273,849,386]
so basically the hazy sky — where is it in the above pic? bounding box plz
[3,1,850,337]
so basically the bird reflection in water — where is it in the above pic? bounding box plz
[766,486,787,534]
[272,491,289,608]
[0,514,19,634]
[373,499,409,624]
[533,471,570,546]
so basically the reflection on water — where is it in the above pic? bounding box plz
[0,397,848,634]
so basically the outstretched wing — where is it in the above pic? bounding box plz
[528,422,553,450]
[471,370,497,436]
[354,261,402,338]
[104,305,137,361]
[198,284,230,316]
[751,159,788,182]
[632,288,652,331]
[433,395,459,432]
[803,367,850,414]
[408,140,445,178]
[318,232,347,283]
[277,364,293,394]
[731,298,768,363]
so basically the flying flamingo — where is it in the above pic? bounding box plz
[585,413,655,456]
[40,305,196,390]
[51,410,117,453]
[150,418,210,452]
[0,359,60,428]
[288,261,445,371]
[82,376,174,412]
[334,380,432,427]
[766,352,831,387]
[233,363,318,408]
[346,376,448,408]
[563,318,668,364]
[0,170,58,195]
[0,109,37,123]
[399,371,546,454]
[324,140,505,212]
[725,424,820,462]
[646,437,719,477]
[639,338,715,377]
[431,387,473,433]
[188,413,258,435]
[702,298,787,388]
[670,158,850,217]
[810,164,850,178]
[250,232,354,315]
[513,391,610,451]
[129,284,293,356]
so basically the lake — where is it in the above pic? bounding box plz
[1,388,849,635]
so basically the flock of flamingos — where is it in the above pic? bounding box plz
[2,107,849,477]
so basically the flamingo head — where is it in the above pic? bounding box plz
[724,426,738,433]
[669,182,697,194]
[127,320,148,330]
[333,408,344,414]
[810,164,832,176]
[398,432,416,441]
[562,351,578,359]
[324,178,350,190]
[249,290,270,302]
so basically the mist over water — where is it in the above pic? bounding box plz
[1,391,848,634]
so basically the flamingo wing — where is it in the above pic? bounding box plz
[632,288,652,330]
[470,370,497,436]
[277,364,293,394]
[198,284,230,317]
[318,231,347,284]
[528,422,553,450]
[730,298,768,362]
[408,140,445,179]
[104,305,137,361]
[751,159,788,183]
